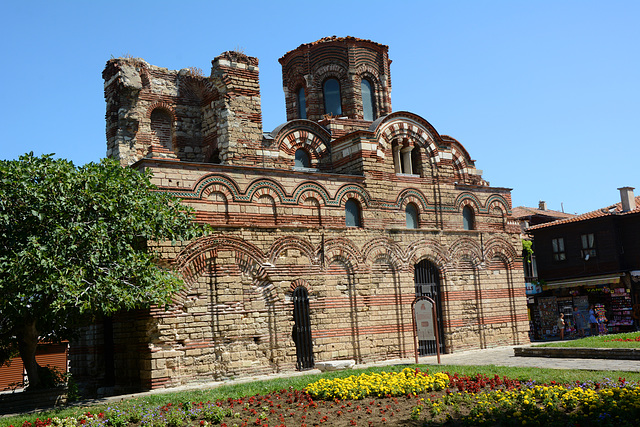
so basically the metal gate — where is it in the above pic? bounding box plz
[292,287,314,370]
[414,259,445,355]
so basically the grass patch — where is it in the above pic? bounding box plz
[3,363,640,426]
[533,331,640,348]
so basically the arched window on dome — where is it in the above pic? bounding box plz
[294,148,310,168]
[323,78,342,116]
[462,205,475,230]
[406,203,419,229]
[361,78,375,121]
[345,198,362,228]
[297,87,307,119]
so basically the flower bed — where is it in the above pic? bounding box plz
[605,333,640,342]
[305,368,449,399]
[8,370,640,426]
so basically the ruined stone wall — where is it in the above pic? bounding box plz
[103,52,263,167]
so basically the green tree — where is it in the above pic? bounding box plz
[0,153,203,389]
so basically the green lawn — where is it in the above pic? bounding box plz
[3,363,640,426]
[533,331,640,348]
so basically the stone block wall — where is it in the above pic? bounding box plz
[118,223,527,389]
[83,37,529,393]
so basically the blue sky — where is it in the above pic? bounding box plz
[1,1,638,215]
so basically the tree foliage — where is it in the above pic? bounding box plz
[521,239,534,263]
[0,153,203,387]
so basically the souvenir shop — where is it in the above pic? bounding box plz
[527,274,635,340]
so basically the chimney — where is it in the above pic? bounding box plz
[618,187,636,212]
[538,201,547,210]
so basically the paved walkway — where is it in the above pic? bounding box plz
[414,342,640,372]
[4,342,640,417]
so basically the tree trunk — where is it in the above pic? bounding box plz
[18,319,41,390]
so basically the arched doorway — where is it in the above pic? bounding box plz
[414,259,445,355]
[292,287,314,370]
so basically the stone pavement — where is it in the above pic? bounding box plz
[414,342,640,372]
[4,342,640,418]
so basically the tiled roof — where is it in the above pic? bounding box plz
[528,195,640,231]
[512,206,575,220]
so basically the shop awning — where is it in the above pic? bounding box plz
[543,274,623,290]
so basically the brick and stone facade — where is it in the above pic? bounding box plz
[72,37,529,394]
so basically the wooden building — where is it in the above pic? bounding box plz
[528,187,640,339]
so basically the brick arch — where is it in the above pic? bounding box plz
[146,102,176,121]
[313,63,348,90]
[486,195,510,215]
[395,188,429,212]
[172,235,267,305]
[448,237,483,267]
[406,239,449,272]
[314,63,349,116]
[322,237,362,268]
[191,174,242,201]
[355,64,382,84]
[451,148,470,180]
[375,117,439,164]
[334,184,371,208]
[278,128,330,167]
[361,237,405,268]
[354,66,383,119]
[455,192,481,212]
[446,138,474,181]
[268,236,318,265]
[200,182,235,203]
[289,278,311,294]
[483,237,519,269]
[245,178,288,204]
[286,73,308,95]
[292,181,331,206]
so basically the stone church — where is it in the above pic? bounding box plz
[71,36,529,393]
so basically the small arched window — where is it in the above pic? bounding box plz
[294,149,310,168]
[345,198,362,227]
[462,205,475,230]
[323,78,342,116]
[406,203,419,229]
[361,79,375,121]
[297,88,306,119]
[150,108,173,151]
